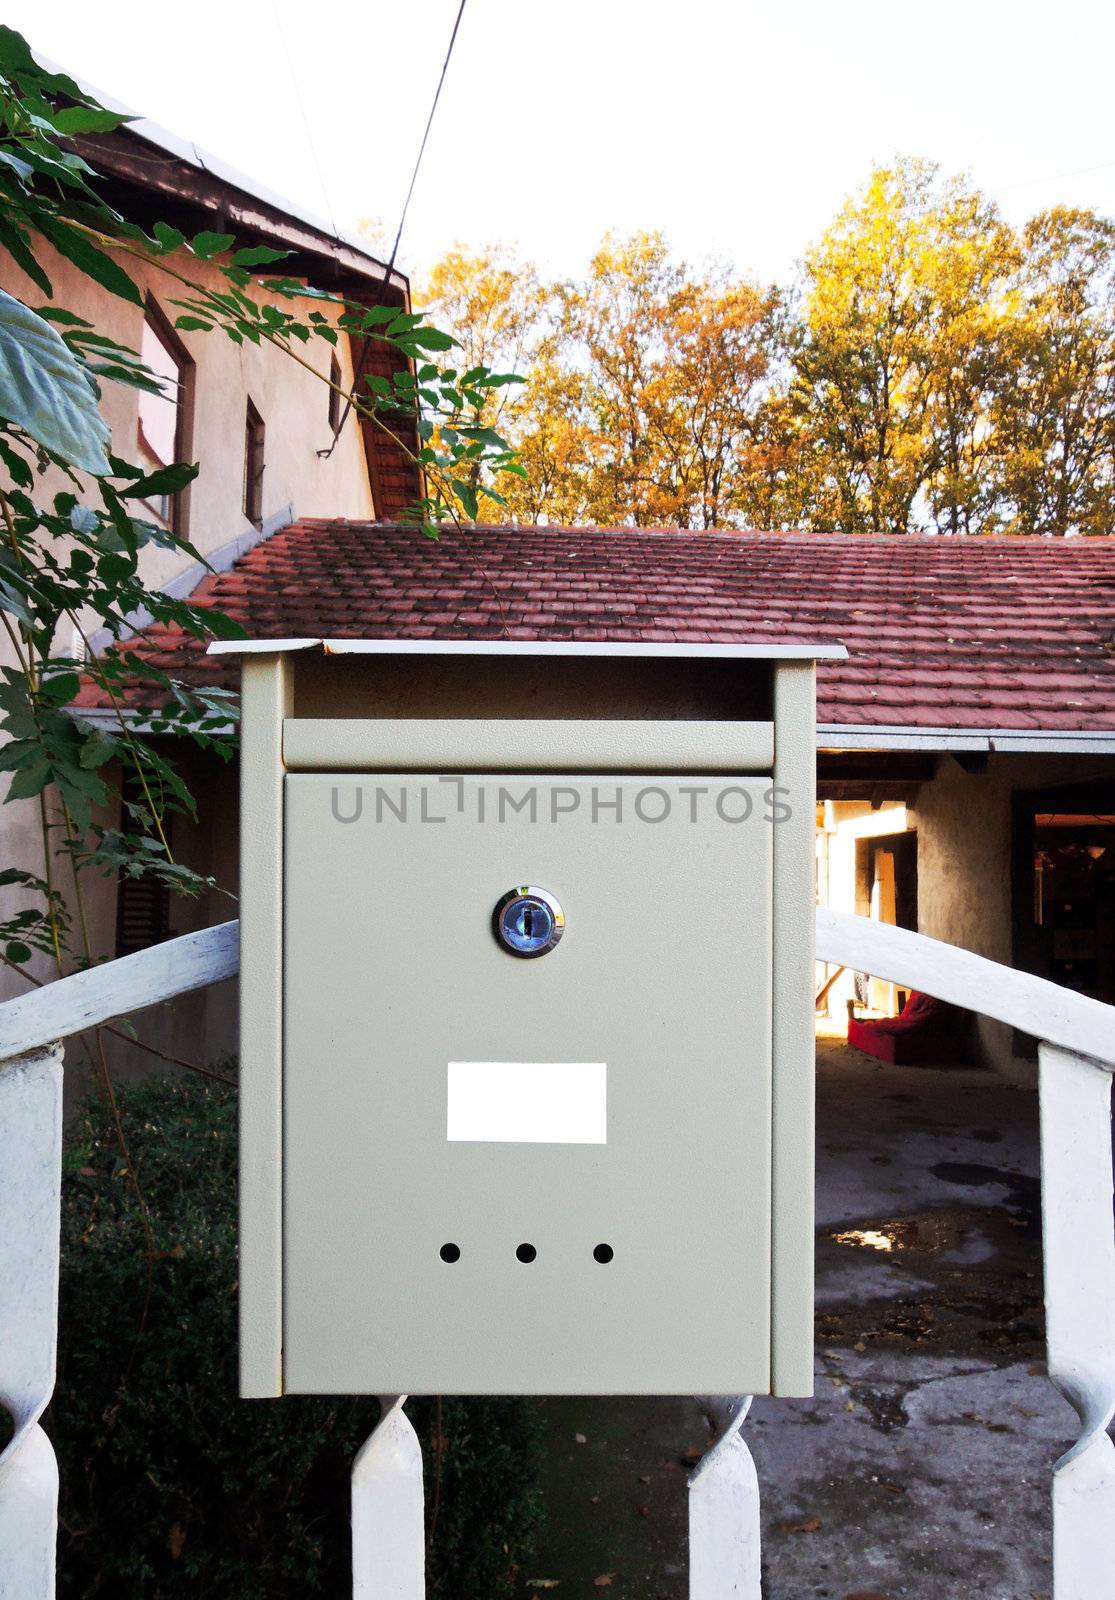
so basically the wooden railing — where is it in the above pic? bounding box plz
[0,911,1112,1599]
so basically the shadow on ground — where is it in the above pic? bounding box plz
[514,1040,1075,1600]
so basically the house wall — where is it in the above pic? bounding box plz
[910,751,1112,1082]
[0,239,377,1007]
[0,238,375,579]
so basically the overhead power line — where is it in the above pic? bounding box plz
[271,0,341,238]
[998,155,1115,194]
[319,0,468,459]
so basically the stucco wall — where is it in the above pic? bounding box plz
[0,238,375,573]
[911,752,1112,1081]
[0,239,376,1007]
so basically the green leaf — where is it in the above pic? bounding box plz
[0,25,85,99]
[69,504,99,534]
[453,480,480,520]
[0,149,33,182]
[0,216,53,295]
[39,671,80,706]
[191,231,236,261]
[98,482,138,560]
[118,461,199,499]
[51,106,132,134]
[0,437,33,487]
[0,739,39,774]
[4,761,51,803]
[5,939,32,964]
[78,730,118,769]
[230,245,289,267]
[173,316,214,332]
[0,289,111,473]
[0,580,33,626]
[394,327,456,352]
[201,607,247,641]
[456,424,513,450]
[152,221,186,254]
[34,214,143,306]
[32,306,90,327]
[342,305,396,329]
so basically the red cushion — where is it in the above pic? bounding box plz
[847,992,971,1066]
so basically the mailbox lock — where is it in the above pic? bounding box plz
[493,886,564,958]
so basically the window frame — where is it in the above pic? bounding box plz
[137,295,195,538]
[328,351,342,434]
[244,396,266,528]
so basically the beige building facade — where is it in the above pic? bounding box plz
[0,106,418,1049]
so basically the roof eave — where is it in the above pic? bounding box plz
[33,50,408,295]
[818,723,1115,755]
[205,637,849,662]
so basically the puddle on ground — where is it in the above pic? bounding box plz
[818,1196,1044,1356]
[833,1208,983,1257]
[930,1162,1041,1233]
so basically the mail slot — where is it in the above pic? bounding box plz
[221,638,843,1399]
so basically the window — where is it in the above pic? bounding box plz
[115,867,170,956]
[115,769,171,956]
[328,352,342,433]
[136,300,193,531]
[244,398,265,526]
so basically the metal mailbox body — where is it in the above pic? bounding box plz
[223,638,843,1400]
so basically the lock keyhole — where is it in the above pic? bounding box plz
[493,886,564,958]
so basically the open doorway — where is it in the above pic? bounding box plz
[816,801,918,1025]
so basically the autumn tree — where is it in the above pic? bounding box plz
[419,232,781,529]
[791,159,1017,534]
[730,389,822,531]
[558,232,780,528]
[557,231,682,525]
[992,208,1115,536]
[500,352,593,525]
[418,243,547,465]
[921,191,1018,535]
[415,176,1115,537]
[651,275,780,527]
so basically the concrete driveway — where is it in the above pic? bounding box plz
[516,1038,1075,1600]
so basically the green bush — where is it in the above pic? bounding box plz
[53,1074,545,1598]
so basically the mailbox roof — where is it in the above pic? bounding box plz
[206,637,844,660]
[76,518,1115,742]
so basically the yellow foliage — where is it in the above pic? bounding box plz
[416,169,1115,536]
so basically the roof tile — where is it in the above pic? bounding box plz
[77,521,1115,733]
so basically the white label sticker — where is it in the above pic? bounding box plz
[447,1061,607,1144]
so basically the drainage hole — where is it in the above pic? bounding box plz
[593,1243,614,1264]
[440,1242,461,1263]
[516,1242,537,1263]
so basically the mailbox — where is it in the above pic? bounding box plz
[218,638,844,1400]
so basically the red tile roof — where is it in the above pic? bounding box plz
[80,520,1115,733]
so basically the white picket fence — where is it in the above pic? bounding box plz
[1,909,1112,1598]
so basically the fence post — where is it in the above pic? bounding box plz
[1038,1043,1115,1600]
[688,1395,760,1599]
[0,1042,63,1600]
[352,1395,425,1599]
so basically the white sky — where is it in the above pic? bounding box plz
[12,0,1115,288]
